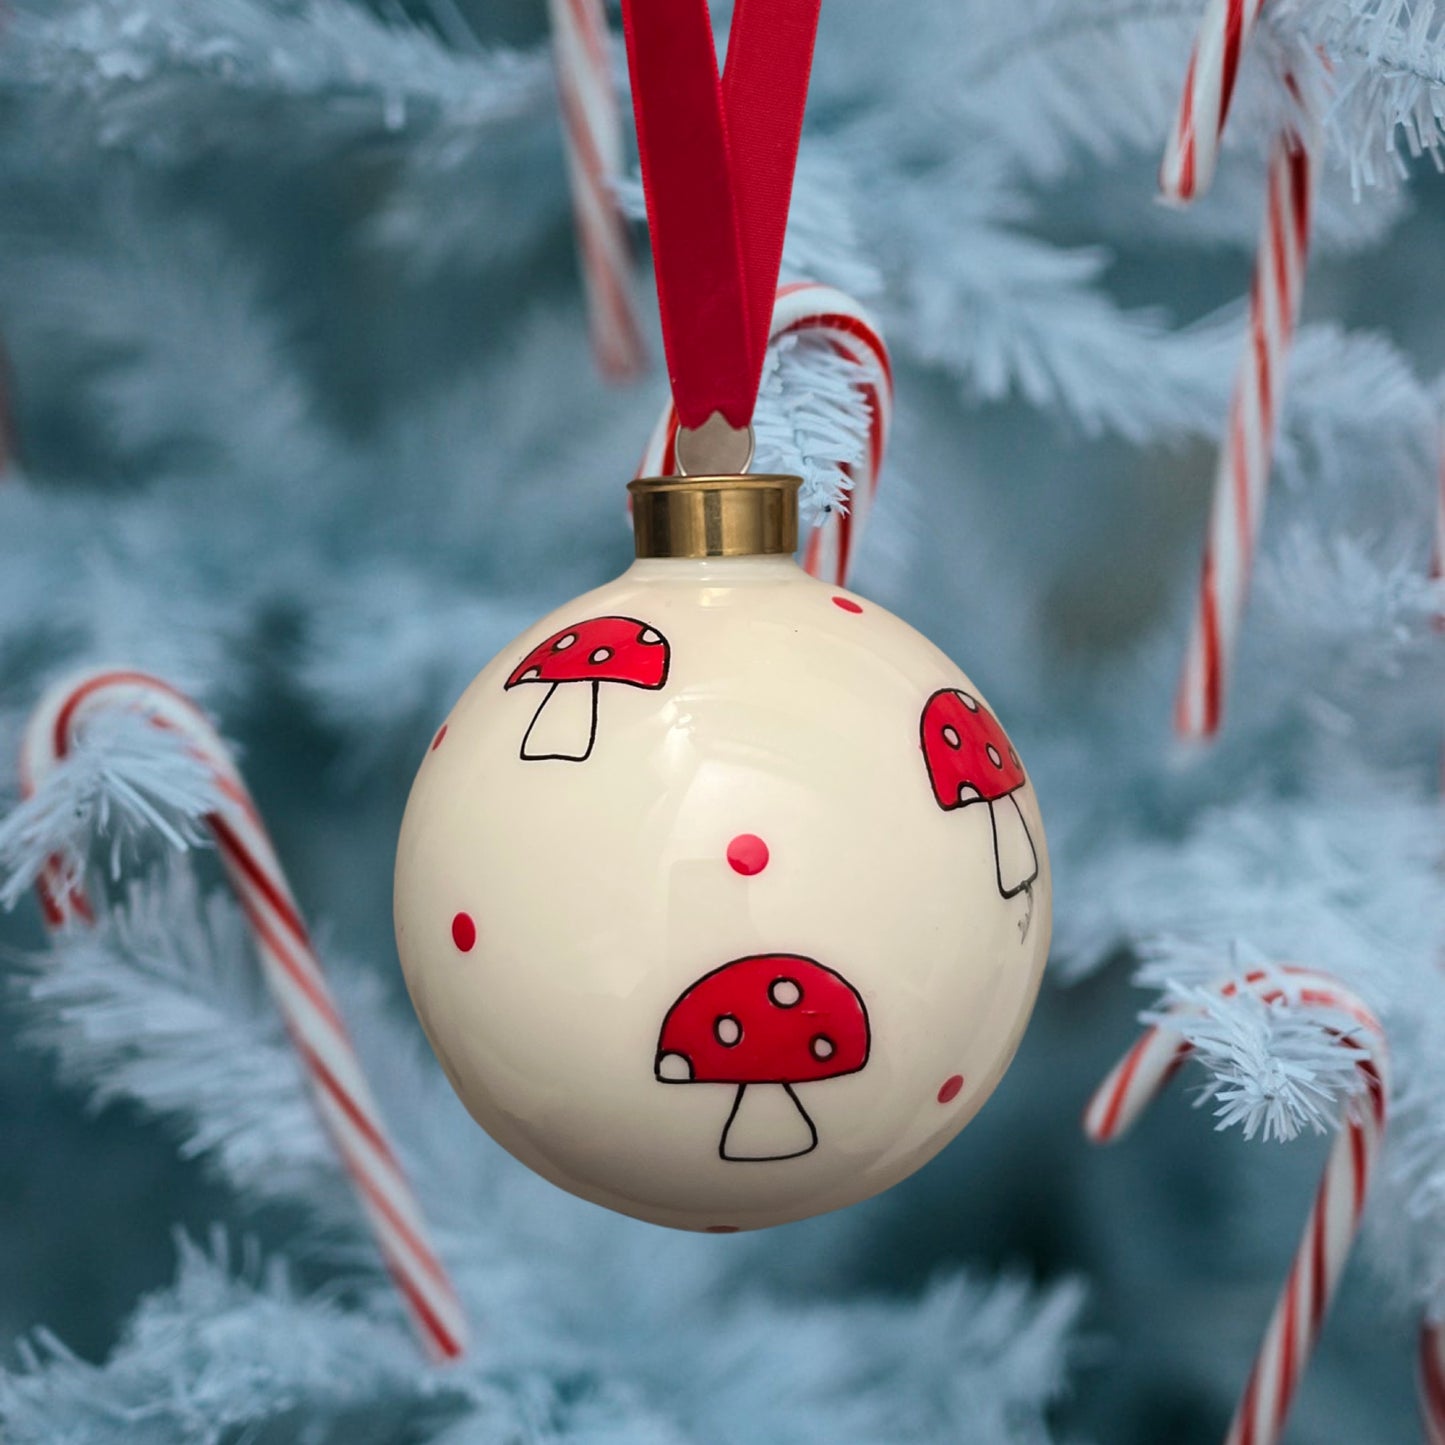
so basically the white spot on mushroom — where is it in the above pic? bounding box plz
[715,1015,742,1046]
[553,633,577,651]
[639,628,662,644]
[1010,747,1021,768]
[769,978,802,1008]
[520,667,542,682]
[958,783,982,805]
[960,693,979,712]
[987,744,1002,768]
[811,1036,835,1060]
[657,1051,693,1081]
[589,647,613,665]
[941,726,960,749]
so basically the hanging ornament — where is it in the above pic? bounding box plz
[637,278,894,587]
[393,0,1051,1231]
[395,477,1051,1229]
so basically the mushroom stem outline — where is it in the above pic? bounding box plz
[505,616,670,764]
[720,1082,819,1162]
[988,791,1039,900]
[519,679,599,761]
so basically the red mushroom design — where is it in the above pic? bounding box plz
[504,616,669,762]
[655,954,870,1162]
[920,688,1038,899]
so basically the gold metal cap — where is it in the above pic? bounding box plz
[628,474,800,559]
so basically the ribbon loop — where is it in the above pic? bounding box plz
[621,0,821,432]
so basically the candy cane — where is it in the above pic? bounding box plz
[1085,966,1388,1445]
[1159,0,1270,203]
[548,0,646,382]
[637,281,893,587]
[1174,117,1314,740]
[1422,1325,1445,1445]
[1160,0,1321,739]
[17,668,469,1362]
[0,333,16,478]
[1433,401,1445,596]
[1422,412,1445,1439]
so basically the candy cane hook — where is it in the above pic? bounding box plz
[17,668,469,1362]
[1085,966,1388,1445]
[1160,0,1270,204]
[637,281,893,588]
[1159,0,1324,739]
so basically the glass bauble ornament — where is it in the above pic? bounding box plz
[395,475,1049,1231]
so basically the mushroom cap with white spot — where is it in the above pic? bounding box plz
[506,616,670,691]
[655,954,870,1086]
[656,1051,693,1082]
[919,687,1026,808]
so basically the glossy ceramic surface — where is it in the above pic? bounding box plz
[394,554,1051,1230]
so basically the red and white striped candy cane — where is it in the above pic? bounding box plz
[1174,119,1313,740]
[0,345,13,478]
[1085,966,1389,1445]
[1159,0,1269,203]
[548,0,646,382]
[1160,0,1322,738]
[17,668,468,1362]
[1422,410,1445,1440]
[1433,401,1445,599]
[1422,1325,1445,1444]
[637,280,893,587]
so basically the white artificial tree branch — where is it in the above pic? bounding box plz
[11,868,337,1203]
[0,709,217,908]
[753,334,871,523]
[0,1228,1082,1445]
[1143,972,1377,1141]
[0,0,550,163]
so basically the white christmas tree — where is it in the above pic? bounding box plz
[0,0,1443,1439]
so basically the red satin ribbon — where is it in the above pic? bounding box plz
[620,0,822,430]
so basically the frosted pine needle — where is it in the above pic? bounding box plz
[753,332,870,524]
[12,868,326,1192]
[0,706,218,910]
[1146,980,1376,1142]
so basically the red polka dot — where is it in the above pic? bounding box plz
[431,724,448,751]
[451,912,476,952]
[832,596,863,614]
[706,1225,739,1234]
[726,834,769,876]
[937,1074,964,1104]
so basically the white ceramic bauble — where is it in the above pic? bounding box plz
[395,480,1050,1232]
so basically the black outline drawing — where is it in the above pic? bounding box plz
[919,687,1039,902]
[505,616,669,763]
[717,1082,818,1162]
[654,955,871,1162]
[517,679,600,762]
